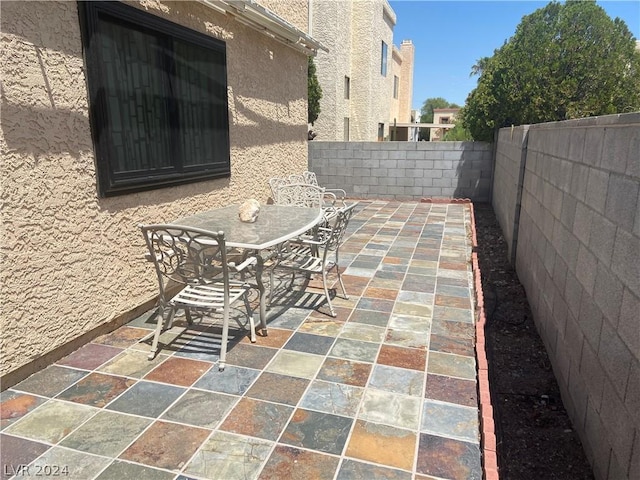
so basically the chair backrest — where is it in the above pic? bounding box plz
[302,171,319,186]
[287,173,305,184]
[268,177,289,201]
[286,171,318,186]
[140,224,230,293]
[324,202,357,252]
[274,183,324,208]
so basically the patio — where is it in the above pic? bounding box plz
[1,200,485,480]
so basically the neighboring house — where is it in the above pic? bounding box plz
[309,0,413,141]
[0,0,323,385]
[430,107,459,141]
[389,40,415,141]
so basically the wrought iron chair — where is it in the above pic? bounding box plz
[293,171,347,210]
[273,183,332,208]
[268,176,289,203]
[269,202,357,317]
[140,224,257,370]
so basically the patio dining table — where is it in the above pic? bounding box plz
[170,203,324,334]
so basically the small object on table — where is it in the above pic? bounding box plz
[239,199,260,223]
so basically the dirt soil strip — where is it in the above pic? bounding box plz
[472,203,594,480]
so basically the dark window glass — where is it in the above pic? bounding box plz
[78,1,230,196]
[381,41,388,76]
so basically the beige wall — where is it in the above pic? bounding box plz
[0,0,309,379]
[390,46,402,125]
[398,40,414,124]
[310,0,353,141]
[389,39,414,128]
[258,0,309,32]
[311,0,396,141]
[350,0,395,141]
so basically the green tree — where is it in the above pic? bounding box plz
[443,123,473,141]
[461,0,640,141]
[308,57,322,125]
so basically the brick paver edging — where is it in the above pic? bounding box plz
[469,202,500,480]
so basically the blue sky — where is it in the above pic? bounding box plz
[388,0,640,110]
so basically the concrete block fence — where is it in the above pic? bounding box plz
[308,114,639,479]
[308,141,493,201]
[493,113,639,480]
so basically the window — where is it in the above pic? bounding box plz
[344,117,350,141]
[393,75,399,99]
[78,1,230,196]
[381,41,388,76]
[344,76,350,100]
[378,123,385,141]
[440,117,450,124]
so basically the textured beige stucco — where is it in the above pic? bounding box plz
[310,0,352,141]
[390,45,402,124]
[311,0,396,141]
[258,0,309,33]
[0,0,309,377]
[398,40,414,123]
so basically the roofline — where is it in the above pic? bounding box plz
[199,0,328,56]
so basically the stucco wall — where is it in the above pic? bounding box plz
[350,0,394,141]
[492,114,639,480]
[308,141,493,201]
[311,0,395,141]
[0,0,309,379]
[310,0,352,141]
[258,0,309,33]
[389,40,414,128]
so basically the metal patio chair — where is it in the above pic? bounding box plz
[269,202,357,317]
[268,176,289,203]
[273,182,331,208]
[140,224,257,370]
[294,171,348,210]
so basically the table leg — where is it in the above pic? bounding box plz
[254,253,268,335]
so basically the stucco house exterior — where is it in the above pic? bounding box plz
[430,107,459,141]
[309,0,413,141]
[0,0,324,386]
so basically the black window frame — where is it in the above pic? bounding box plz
[78,1,231,197]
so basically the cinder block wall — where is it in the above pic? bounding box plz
[496,113,639,480]
[492,126,529,263]
[308,141,493,201]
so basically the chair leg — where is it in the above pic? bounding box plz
[219,305,230,372]
[184,307,193,325]
[321,270,336,317]
[335,264,348,300]
[242,293,257,343]
[148,305,174,360]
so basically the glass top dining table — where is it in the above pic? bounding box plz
[170,204,324,333]
[171,204,324,250]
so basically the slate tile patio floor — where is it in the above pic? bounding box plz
[1,201,483,480]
